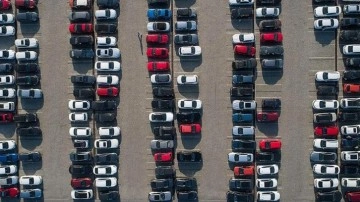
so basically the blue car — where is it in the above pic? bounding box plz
[232,113,253,123]
[147,9,172,20]
[0,153,18,163]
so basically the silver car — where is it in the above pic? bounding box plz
[20,189,42,199]
[228,152,253,163]
[0,176,18,186]
[232,126,255,137]
[148,191,172,202]
[17,89,43,99]
[150,140,174,150]
[175,21,197,31]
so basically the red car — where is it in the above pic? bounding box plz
[0,187,19,198]
[180,124,201,134]
[146,34,169,44]
[234,45,256,56]
[260,32,283,43]
[259,139,282,151]
[147,48,169,58]
[15,0,36,9]
[257,112,279,122]
[314,126,339,137]
[154,152,172,162]
[97,87,119,97]
[346,191,360,201]
[147,61,170,72]
[0,113,13,123]
[71,178,92,188]
[69,23,93,34]
[0,0,11,10]
[344,84,360,94]
[234,166,254,177]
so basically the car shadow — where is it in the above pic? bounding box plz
[255,122,279,137]
[0,124,16,138]
[177,161,203,176]
[231,18,254,31]
[314,30,336,46]
[72,61,94,74]
[179,55,202,72]
[177,85,199,98]
[22,160,43,174]
[19,137,43,151]
[180,134,201,150]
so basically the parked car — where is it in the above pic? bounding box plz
[147,61,170,72]
[232,100,256,111]
[71,178,92,189]
[257,191,280,202]
[314,126,339,137]
[150,178,173,191]
[313,113,337,123]
[149,112,173,122]
[344,4,360,15]
[232,126,255,138]
[0,88,15,98]
[148,191,172,202]
[228,152,253,163]
[68,100,90,111]
[93,165,117,175]
[151,140,174,150]
[0,165,16,174]
[232,139,256,151]
[0,176,18,186]
[95,153,118,164]
[231,8,253,19]
[341,151,360,163]
[96,48,120,58]
[259,139,282,151]
[256,178,277,189]
[69,127,91,137]
[146,34,169,44]
[341,98,360,109]
[178,46,202,56]
[177,151,202,162]
[257,164,279,175]
[70,49,94,59]
[69,23,93,34]
[95,178,117,188]
[175,21,197,31]
[95,9,117,20]
[230,86,254,98]
[68,11,91,23]
[19,175,42,185]
[174,34,198,45]
[344,70,360,81]
[342,137,360,150]
[260,32,283,43]
[0,63,13,73]
[232,75,254,85]
[147,9,172,20]
[13,113,37,123]
[97,0,119,8]
[344,84,360,94]
[155,166,175,179]
[341,18,360,28]
[15,0,37,9]
[259,19,282,30]
[151,99,175,109]
[234,45,256,56]
[256,7,280,17]
[92,100,116,111]
[316,191,342,202]
[69,0,91,9]
[154,152,172,162]
[153,87,174,98]
[316,71,340,82]
[227,191,254,202]
[69,151,92,162]
[71,189,93,199]
[314,19,339,30]
[20,189,41,199]
[313,164,339,175]
[260,45,283,56]
[229,0,254,6]
[310,151,337,164]
[339,112,360,122]
[69,165,92,176]
[17,89,42,99]
[97,75,119,85]
[232,33,255,44]
[229,178,253,192]
[0,102,14,111]
[150,74,171,84]
[177,8,197,18]
[257,152,281,163]
[73,139,89,149]
[232,113,253,123]
[0,50,15,59]
[95,23,117,34]
[178,99,202,110]
[95,61,121,71]
[234,166,254,177]
[0,113,13,123]
[257,112,279,122]
[232,58,257,70]
[0,153,17,164]
[317,85,338,96]
[179,124,201,134]
[15,38,38,48]
[147,22,170,32]
[97,87,119,97]
[312,100,339,110]
[96,36,117,47]
[73,88,94,99]
[99,127,120,137]
[0,0,11,10]
[340,30,360,42]
[16,12,38,23]
[175,178,197,191]
[177,75,198,85]
[314,178,338,189]
[313,139,338,150]
[69,112,88,122]
[176,112,201,123]
[0,26,14,36]
[314,6,341,17]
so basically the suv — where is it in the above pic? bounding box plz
[155,166,175,179]
[73,88,94,99]
[13,113,37,123]
[232,58,257,70]
[230,86,254,98]
[346,57,360,68]
[152,87,174,98]
[340,30,360,42]
[341,98,360,109]
[229,178,253,192]
[16,12,38,23]
[151,99,174,109]
[16,63,38,73]
[231,8,253,19]
[316,191,342,202]
[92,100,116,111]
[262,99,281,109]
[260,45,284,56]
[176,112,201,123]
[71,75,95,85]
[341,137,360,151]
[16,75,39,86]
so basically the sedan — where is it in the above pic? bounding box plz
[315,71,340,82]
[95,9,117,20]
[178,99,202,109]
[151,178,173,191]
[260,32,283,43]
[232,33,255,44]
[16,12,38,23]
[344,84,360,93]
[256,7,280,17]
[314,6,341,17]
[68,112,88,122]
[93,165,117,175]
[340,98,360,109]
[257,164,279,175]
[96,36,117,46]
[97,87,119,97]
[344,4,360,15]
[68,11,91,23]
[314,126,339,137]
[71,178,92,189]
[96,75,119,85]
[260,45,283,56]
[148,191,172,202]
[310,151,337,164]
[95,177,117,188]
[0,75,14,85]
[177,151,202,162]
[147,22,170,32]
[234,45,256,56]
[16,51,38,61]
[0,13,14,24]
[314,18,339,30]
[99,127,120,137]
[257,112,279,122]
[174,34,198,45]
[149,112,173,122]
[150,74,171,84]
[147,48,168,58]
[95,153,118,164]
[344,70,360,80]
[94,139,119,149]
[14,38,38,48]
[312,100,339,110]
[341,151,360,162]
[343,44,360,55]
[232,100,256,110]
[19,175,42,185]
[228,152,253,163]
[0,176,18,186]
[151,140,174,150]
[313,139,338,150]
[71,189,93,200]
[232,126,255,138]
[177,75,198,85]
[229,0,254,6]
[342,178,360,188]
[70,49,94,59]
[69,127,91,137]
[175,21,197,31]
[146,34,169,44]
[314,178,338,189]
[69,23,93,34]
[313,164,340,175]
[180,124,201,134]
[259,139,282,151]
[0,165,17,175]
[0,26,15,36]
[69,151,92,162]
[341,125,360,135]
[20,189,42,199]
[0,140,15,150]
[154,152,172,162]
[257,191,280,202]
[0,88,15,98]
[147,9,172,20]
[147,61,170,72]
[256,178,277,189]
[0,113,13,123]
[179,46,202,56]
[96,48,120,58]
[95,61,121,71]
[68,100,91,110]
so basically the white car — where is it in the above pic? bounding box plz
[0,26,15,36]
[314,6,342,17]
[256,7,280,18]
[69,112,88,122]
[17,89,43,99]
[0,165,17,175]
[96,48,120,58]
[0,50,15,59]
[0,102,15,111]
[96,36,117,47]
[314,178,339,189]
[93,165,117,175]
[95,177,117,187]
[232,126,255,137]
[0,14,15,24]
[0,176,18,186]
[257,164,279,175]
[178,99,202,109]
[16,51,37,61]
[0,140,16,150]
[15,38,38,48]
[149,112,174,122]
[19,175,42,185]
[0,75,14,85]
[315,71,340,82]
[177,75,198,85]
[178,46,202,56]
[150,74,172,84]
[341,125,360,135]
[342,178,360,188]
[94,139,119,149]
[257,191,280,202]
[313,139,338,150]
[232,33,255,44]
[256,178,278,189]
[341,151,360,162]
[95,9,117,20]
[340,98,360,109]
[228,152,253,163]
[69,127,91,137]
[147,22,170,32]
[312,100,339,110]
[71,189,93,200]
[314,18,339,30]
[313,164,340,175]
[95,61,121,71]
[68,100,91,110]
[232,100,256,110]
[0,88,16,98]
[99,127,121,137]
[229,0,254,6]
[344,4,360,15]
[343,44,360,55]
[97,75,119,85]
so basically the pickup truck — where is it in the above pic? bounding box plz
[13,113,37,123]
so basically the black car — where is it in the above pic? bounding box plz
[339,112,360,122]
[346,57,360,68]
[16,75,39,86]
[257,0,281,4]
[230,86,254,98]
[150,178,173,191]
[69,151,92,162]
[16,127,42,136]
[152,87,174,98]
[16,12,38,23]
[177,151,202,162]
[262,99,281,109]
[71,75,96,85]
[176,112,201,123]
[15,63,38,73]
[148,0,168,5]
[95,153,118,164]
[153,126,176,140]
[97,0,119,8]
[92,100,117,111]
[73,140,88,149]
[70,49,94,59]
[95,113,116,122]
[229,178,253,192]
[68,11,91,22]
[95,24,117,34]
[69,165,93,176]
[341,18,360,28]
[340,30,360,42]
[232,75,254,85]
[151,99,175,109]
[261,59,283,69]
[341,137,360,151]
[155,166,175,179]
[13,113,37,123]
[73,88,94,99]
[315,190,341,202]
[175,178,197,191]
[231,8,253,19]
[313,113,336,124]
[344,70,360,81]
[99,191,119,201]
[19,152,41,162]
[231,140,256,151]
[314,0,334,2]
[341,165,360,175]
[174,34,198,45]
[177,8,197,18]
[227,191,254,202]
[259,19,281,31]
[257,152,281,163]
[0,63,13,73]
[232,58,257,70]
[70,36,93,46]
[316,85,338,96]
[177,191,198,201]
[260,45,284,56]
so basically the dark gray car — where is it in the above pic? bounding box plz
[95,153,118,164]
[261,59,283,69]
[150,178,173,191]
[260,45,284,56]
[174,34,198,45]
[177,8,197,18]
[70,49,94,59]
[232,75,254,84]
[69,151,92,162]
[0,63,12,73]
[68,11,91,22]
[310,151,337,164]
[16,12,38,23]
